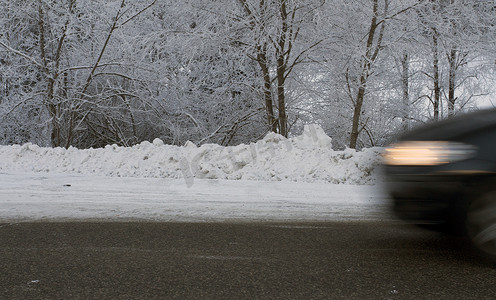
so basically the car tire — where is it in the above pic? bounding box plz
[465,190,496,262]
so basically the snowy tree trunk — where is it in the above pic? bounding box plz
[349,0,385,149]
[447,47,457,117]
[276,0,289,137]
[432,30,440,121]
[257,48,278,133]
[401,52,410,131]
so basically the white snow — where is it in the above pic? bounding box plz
[0,125,392,222]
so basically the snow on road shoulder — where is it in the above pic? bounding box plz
[0,124,384,185]
[0,173,391,222]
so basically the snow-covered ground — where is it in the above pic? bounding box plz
[0,125,392,222]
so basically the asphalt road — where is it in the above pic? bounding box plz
[1,221,495,299]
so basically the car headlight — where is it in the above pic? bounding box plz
[383,141,477,166]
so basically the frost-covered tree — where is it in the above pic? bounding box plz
[1,0,496,149]
[132,0,268,146]
[235,0,324,137]
[0,0,157,148]
[314,0,423,148]
[413,0,496,120]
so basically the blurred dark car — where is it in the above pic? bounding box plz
[382,108,496,261]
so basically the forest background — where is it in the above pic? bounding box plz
[1,0,495,150]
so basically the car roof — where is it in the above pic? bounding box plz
[399,108,496,141]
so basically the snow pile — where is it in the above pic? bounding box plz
[0,125,384,185]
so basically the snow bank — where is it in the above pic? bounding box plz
[0,125,384,185]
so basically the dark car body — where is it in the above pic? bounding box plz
[382,108,496,260]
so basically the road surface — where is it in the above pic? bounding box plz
[1,221,495,299]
